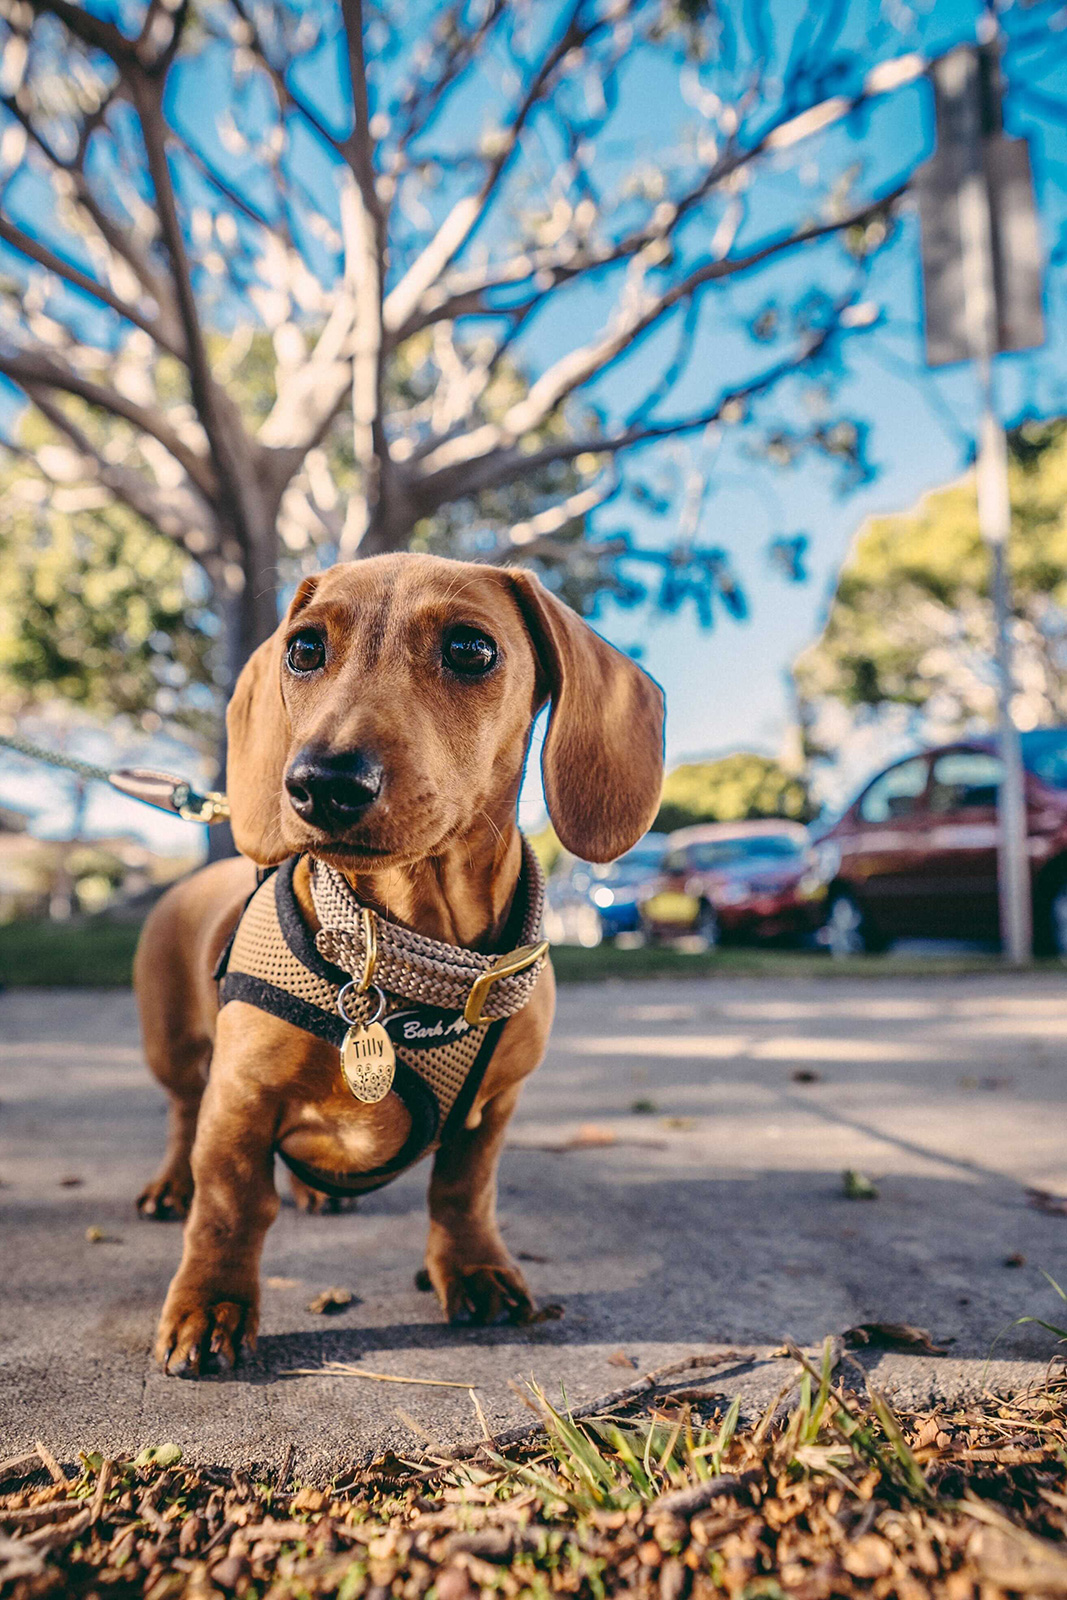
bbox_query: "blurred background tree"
[654,753,812,831]
[0,0,965,775]
[795,418,1067,784]
[0,413,217,739]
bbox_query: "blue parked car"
[545,833,668,945]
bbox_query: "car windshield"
[589,846,665,886]
[1022,730,1067,789]
[687,836,802,870]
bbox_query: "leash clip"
[463,939,549,1028]
[108,767,230,824]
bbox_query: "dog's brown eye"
[443,624,497,677]
[286,629,326,675]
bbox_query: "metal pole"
[950,33,1032,965]
[976,363,1031,963]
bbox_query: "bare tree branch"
[383,0,628,338]
[414,299,855,512]
[0,212,183,357]
[393,0,509,152]
[414,182,905,490]
[0,347,217,496]
[228,0,349,157]
[0,92,184,347]
[391,48,924,344]
[24,384,217,556]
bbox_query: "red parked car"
[638,820,828,947]
[815,730,1067,956]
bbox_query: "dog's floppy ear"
[225,577,319,865]
[508,569,665,863]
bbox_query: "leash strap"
[310,836,549,1026]
[0,732,228,823]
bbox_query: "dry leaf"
[842,1535,894,1579]
[915,1416,942,1448]
[844,1322,947,1354]
[307,1287,354,1315]
[1026,1187,1067,1216]
[571,1124,617,1148]
[525,1301,565,1324]
[1003,1252,1027,1268]
[266,1276,302,1290]
[607,1349,637,1369]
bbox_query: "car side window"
[929,752,1003,813]
[664,850,688,874]
[858,757,929,823]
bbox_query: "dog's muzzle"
[285,746,384,832]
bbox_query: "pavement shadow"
[242,1159,1067,1381]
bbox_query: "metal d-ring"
[337,980,386,1028]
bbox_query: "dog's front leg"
[155,1010,282,1376]
[424,1080,537,1325]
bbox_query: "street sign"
[915,46,1045,368]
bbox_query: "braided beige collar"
[309,834,549,1027]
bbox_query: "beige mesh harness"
[217,841,546,1197]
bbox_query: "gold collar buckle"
[463,940,549,1028]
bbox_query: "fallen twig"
[286,1361,477,1389]
[32,1440,69,1487]
[0,1452,43,1488]
[88,1459,112,1525]
[650,1470,758,1516]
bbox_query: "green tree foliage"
[794,419,1067,753]
[0,416,216,738]
[654,754,812,832]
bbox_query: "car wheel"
[695,901,720,950]
[823,892,871,957]
[1035,868,1067,957]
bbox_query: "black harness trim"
[277,1060,440,1197]
[218,971,346,1048]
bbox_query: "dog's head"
[226,553,664,870]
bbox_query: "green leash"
[0,730,230,824]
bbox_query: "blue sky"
[2,0,1066,850]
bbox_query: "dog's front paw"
[154,1290,258,1377]
[430,1255,538,1326]
[287,1171,356,1214]
[137,1165,193,1221]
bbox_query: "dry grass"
[4,1343,1067,1599]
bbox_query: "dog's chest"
[277,1088,412,1177]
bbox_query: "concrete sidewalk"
[2,973,1067,1476]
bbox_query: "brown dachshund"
[133,553,664,1376]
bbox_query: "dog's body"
[135,554,663,1376]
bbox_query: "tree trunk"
[355,475,421,558]
[207,513,280,863]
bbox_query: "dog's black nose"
[285,747,384,830]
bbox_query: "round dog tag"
[341,1022,396,1103]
